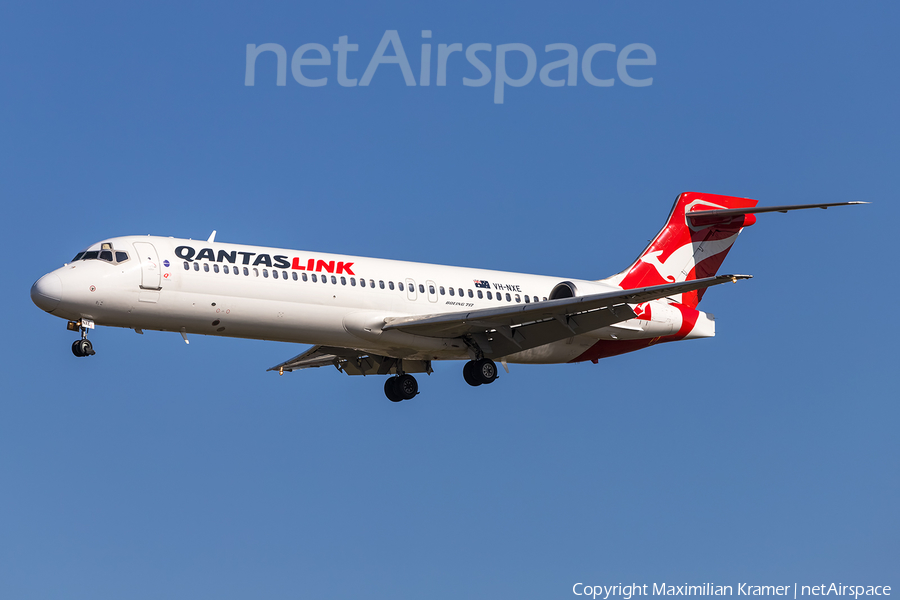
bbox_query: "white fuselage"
[32,235,713,364]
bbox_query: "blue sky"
[1,2,897,598]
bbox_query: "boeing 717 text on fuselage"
[30,192,863,401]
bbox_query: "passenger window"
[468,289,473,298]
[533,296,539,303]
[282,271,287,279]
[194,262,199,271]
[115,251,128,263]
[419,284,425,293]
[505,293,511,301]
[359,278,364,287]
[292,272,298,281]
[253,268,259,277]
[331,275,337,284]
[272,270,278,279]
[439,286,445,295]
[183,261,189,270]
[428,285,435,294]
[497,295,502,302]
[515,294,520,303]
[543,297,547,301]
[214,264,220,273]
[263,269,269,278]
[341,276,347,285]
[311,273,317,282]
[302,273,308,282]
[202,263,209,272]
[389,281,395,290]
[398,282,404,291]
[458,288,463,297]
[524,295,530,303]
[243,267,249,276]
[370,280,375,288]
[487,291,492,300]
[223,265,229,274]
[449,288,455,296]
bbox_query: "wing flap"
[469,304,637,357]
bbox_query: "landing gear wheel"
[71,339,94,357]
[384,377,403,402]
[395,374,418,400]
[474,358,497,384]
[463,361,482,387]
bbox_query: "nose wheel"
[70,320,96,357]
[72,338,95,357]
[463,359,498,386]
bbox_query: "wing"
[268,345,347,373]
[268,345,431,376]
[383,274,750,358]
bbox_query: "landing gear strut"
[384,373,418,402]
[70,321,95,357]
[463,358,498,386]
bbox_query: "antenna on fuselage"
[208,230,217,243]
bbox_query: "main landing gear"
[384,373,419,402]
[381,358,498,401]
[463,358,498,387]
[69,320,96,357]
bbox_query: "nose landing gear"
[69,320,96,357]
[72,338,95,357]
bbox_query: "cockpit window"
[72,247,130,264]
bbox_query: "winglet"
[208,230,217,243]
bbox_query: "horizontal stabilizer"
[687,201,867,227]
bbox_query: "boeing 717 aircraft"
[30,192,862,401]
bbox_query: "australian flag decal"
[474,280,490,289]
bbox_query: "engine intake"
[548,281,577,300]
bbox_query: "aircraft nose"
[31,273,62,312]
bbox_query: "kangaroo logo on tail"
[606,192,759,307]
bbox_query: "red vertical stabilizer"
[610,192,758,307]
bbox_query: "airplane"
[30,192,863,402]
